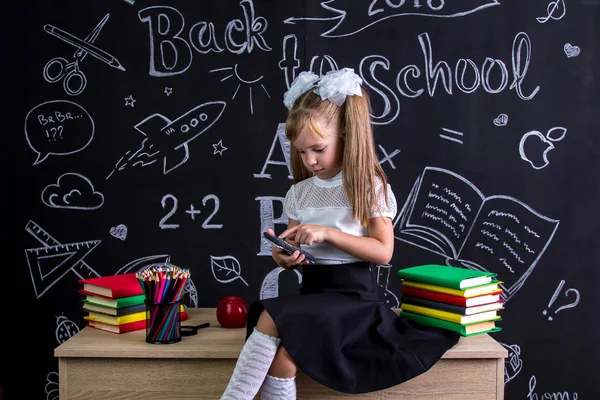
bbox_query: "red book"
[78,273,143,299]
[402,286,502,307]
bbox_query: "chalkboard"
[8,0,600,398]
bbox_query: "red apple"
[216,296,248,328]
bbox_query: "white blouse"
[283,171,397,264]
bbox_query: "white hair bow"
[283,71,320,110]
[313,68,363,106]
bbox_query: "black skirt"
[246,262,460,394]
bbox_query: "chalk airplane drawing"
[25,220,100,298]
[284,0,500,38]
[393,167,559,302]
[107,101,226,178]
[43,14,125,96]
[210,64,270,115]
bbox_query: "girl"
[221,68,459,400]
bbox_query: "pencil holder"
[145,300,182,344]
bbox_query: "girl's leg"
[260,346,297,400]
[220,311,280,400]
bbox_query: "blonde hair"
[285,87,389,227]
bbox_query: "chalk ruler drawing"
[393,167,560,302]
[260,267,303,300]
[42,172,104,210]
[25,220,100,298]
[43,14,125,96]
[210,64,271,114]
[284,0,500,38]
[107,101,226,178]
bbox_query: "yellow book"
[401,303,500,325]
[84,304,185,325]
[402,280,502,298]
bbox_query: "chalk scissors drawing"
[393,167,559,302]
[107,101,226,178]
[24,220,100,298]
[43,14,125,96]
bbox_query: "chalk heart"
[563,43,580,58]
[493,114,508,127]
[110,224,128,240]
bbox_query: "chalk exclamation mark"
[542,279,565,321]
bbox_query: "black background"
[6,0,599,398]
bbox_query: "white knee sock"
[221,328,281,400]
[260,374,296,400]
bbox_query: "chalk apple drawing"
[519,127,567,169]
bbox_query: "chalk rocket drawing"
[42,172,104,210]
[107,101,226,178]
[211,255,249,286]
[25,220,100,298]
[210,64,270,115]
[394,167,559,302]
[260,267,303,300]
[42,14,125,96]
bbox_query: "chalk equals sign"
[439,128,464,144]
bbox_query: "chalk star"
[185,204,201,220]
[213,140,228,155]
[164,87,173,96]
[124,95,136,107]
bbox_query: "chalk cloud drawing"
[42,172,104,210]
[56,313,80,343]
[25,100,94,165]
[213,139,227,155]
[107,101,226,178]
[519,126,567,170]
[499,342,523,384]
[493,114,508,126]
[563,43,581,58]
[284,0,500,38]
[377,144,400,170]
[536,0,566,24]
[124,95,136,107]
[164,87,173,96]
[393,167,559,302]
[45,372,59,400]
[542,279,580,321]
[210,64,270,115]
[42,14,125,96]
[211,255,249,286]
[375,264,399,308]
[260,267,303,300]
[25,220,100,298]
[110,224,128,240]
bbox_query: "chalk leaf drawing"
[25,220,100,298]
[110,224,128,240]
[42,172,104,210]
[56,313,79,344]
[563,43,581,58]
[45,372,59,400]
[260,267,302,300]
[394,167,559,302]
[211,255,249,286]
[519,127,567,169]
[493,114,508,126]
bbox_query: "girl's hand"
[266,227,308,269]
[279,224,329,246]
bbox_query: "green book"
[401,310,502,337]
[397,264,497,289]
[79,292,146,308]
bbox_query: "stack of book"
[397,264,503,336]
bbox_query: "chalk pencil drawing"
[107,101,226,178]
[25,220,100,298]
[42,172,104,210]
[42,14,125,96]
[284,0,500,38]
[542,279,581,321]
[393,167,560,302]
[213,139,228,155]
[211,255,249,286]
[536,0,566,23]
[25,100,94,165]
[375,264,399,308]
[210,64,270,115]
[45,372,59,400]
[494,114,508,126]
[109,224,128,240]
[124,95,136,107]
[377,144,400,170]
[519,127,567,170]
[499,342,523,384]
[260,267,303,300]
[55,313,80,344]
[563,43,581,58]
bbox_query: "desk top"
[55,308,508,360]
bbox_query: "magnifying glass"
[180,322,211,336]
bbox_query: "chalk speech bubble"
[25,100,94,165]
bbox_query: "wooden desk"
[55,308,507,399]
